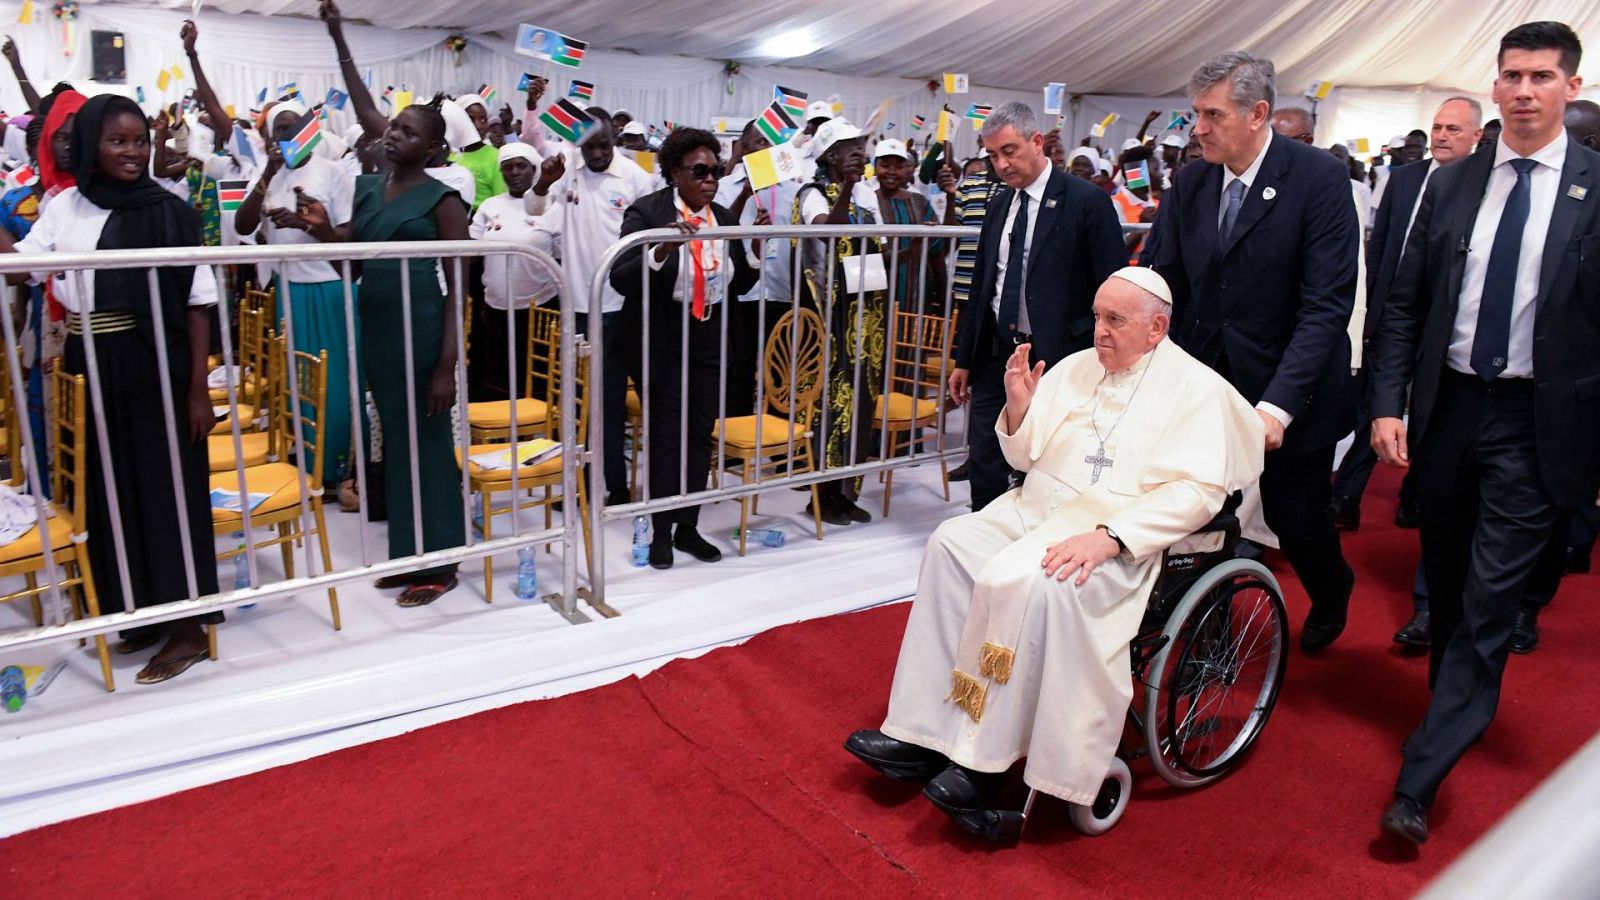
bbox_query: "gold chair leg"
[314,501,340,630]
[810,484,824,540]
[75,553,114,691]
[577,477,595,584]
[482,491,495,604]
[26,571,40,626]
[206,623,218,661]
[277,521,294,577]
[939,453,950,502]
[883,469,894,518]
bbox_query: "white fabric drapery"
[1,2,1596,162]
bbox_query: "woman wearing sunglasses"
[612,127,759,569]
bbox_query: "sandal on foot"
[374,573,418,590]
[135,649,210,685]
[114,633,163,656]
[397,576,459,608]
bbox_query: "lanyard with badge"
[675,198,723,319]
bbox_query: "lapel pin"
[1045,198,1057,209]
[1568,184,1587,201]
[1262,187,1277,201]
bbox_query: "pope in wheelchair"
[847,267,1287,839]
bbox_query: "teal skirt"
[276,277,364,483]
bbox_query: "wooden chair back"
[761,308,826,422]
[48,369,88,535]
[890,311,949,400]
[275,338,329,487]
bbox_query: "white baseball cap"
[812,118,864,158]
[805,100,834,123]
[620,121,646,137]
[873,138,911,161]
[1386,134,1407,149]
[1121,137,1143,151]
[1160,134,1186,149]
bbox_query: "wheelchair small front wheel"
[1068,756,1132,836]
[1143,558,1289,789]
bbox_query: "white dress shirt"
[534,151,658,314]
[991,162,1053,334]
[13,187,218,312]
[1447,131,1567,379]
[1218,132,1294,428]
[645,199,734,310]
[469,192,559,310]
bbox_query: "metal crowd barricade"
[0,238,588,661]
[584,223,976,610]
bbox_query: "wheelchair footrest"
[951,808,1028,842]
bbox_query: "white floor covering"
[0,458,964,838]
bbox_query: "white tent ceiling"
[104,0,1600,94]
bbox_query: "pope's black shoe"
[844,730,947,780]
[1380,794,1429,845]
[924,763,1004,816]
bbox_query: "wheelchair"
[953,494,1290,841]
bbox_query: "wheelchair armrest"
[1193,491,1244,535]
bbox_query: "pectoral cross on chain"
[1084,444,1114,484]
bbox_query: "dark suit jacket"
[1364,158,1432,340]
[953,167,1126,370]
[1367,140,1600,507]
[1147,133,1359,453]
[610,187,759,331]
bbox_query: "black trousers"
[1332,369,1417,509]
[965,344,1013,511]
[1260,441,1354,612]
[725,300,788,417]
[647,305,724,535]
[578,310,635,498]
[467,304,530,403]
[1396,373,1559,806]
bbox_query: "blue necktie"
[1471,158,1539,380]
[1219,178,1246,245]
[996,191,1030,337]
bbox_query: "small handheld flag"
[256,87,268,107]
[393,90,413,113]
[744,144,802,192]
[1168,110,1192,131]
[965,103,992,125]
[1124,160,1149,191]
[568,80,595,102]
[1090,112,1119,139]
[663,119,679,134]
[1304,81,1334,101]
[135,86,146,105]
[936,109,958,143]
[1043,83,1066,116]
[754,101,798,147]
[157,69,171,92]
[325,87,349,111]
[910,114,926,132]
[217,179,250,212]
[277,111,323,168]
[6,164,36,190]
[774,85,807,120]
[17,0,34,25]
[1345,137,1371,154]
[539,98,597,144]
[515,24,587,68]
[170,65,185,81]
[277,81,300,100]
[478,84,499,107]
[943,73,968,94]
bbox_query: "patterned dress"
[792,180,889,499]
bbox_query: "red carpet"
[5,468,1598,898]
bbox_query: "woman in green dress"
[302,97,469,607]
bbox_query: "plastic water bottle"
[630,515,650,567]
[1,665,25,713]
[735,527,786,548]
[515,547,539,600]
[232,533,255,609]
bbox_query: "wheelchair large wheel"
[1142,558,1288,789]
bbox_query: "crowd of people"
[0,4,1593,853]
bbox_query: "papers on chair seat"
[470,438,561,470]
[0,483,51,547]
[210,488,273,512]
[207,365,244,390]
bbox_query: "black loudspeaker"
[90,30,126,83]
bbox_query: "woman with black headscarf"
[0,94,222,685]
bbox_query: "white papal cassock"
[881,337,1264,804]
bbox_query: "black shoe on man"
[673,528,722,563]
[1394,501,1421,529]
[1302,566,1355,653]
[1393,610,1431,647]
[924,763,1005,816]
[1328,496,1361,531]
[1380,794,1429,845]
[1510,608,1540,654]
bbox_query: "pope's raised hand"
[1002,342,1044,409]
